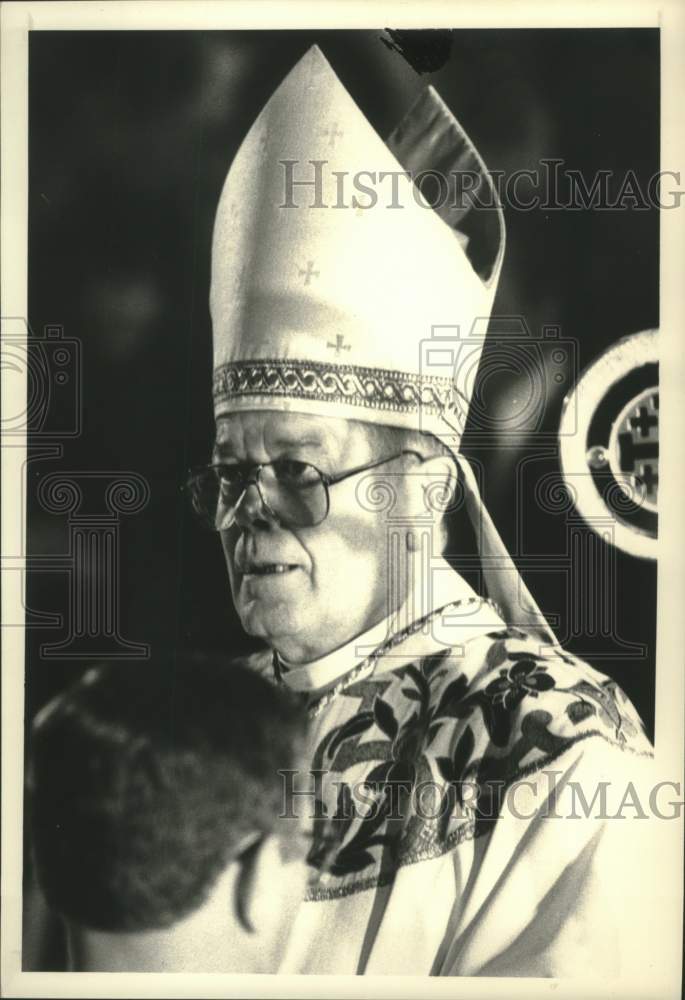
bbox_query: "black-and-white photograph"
[2,4,684,997]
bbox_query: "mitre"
[210,43,504,445]
[210,44,555,645]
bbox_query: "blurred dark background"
[26,28,658,736]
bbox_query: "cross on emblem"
[618,432,658,478]
[327,335,351,355]
[614,387,659,510]
[298,260,319,285]
[321,123,344,147]
[629,405,658,438]
[635,463,658,499]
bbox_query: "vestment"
[248,564,655,976]
[212,47,666,979]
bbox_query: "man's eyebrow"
[211,436,325,461]
[271,437,324,452]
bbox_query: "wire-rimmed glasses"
[186,450,423,531]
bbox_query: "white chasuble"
[207,47,666,980]
[248,572,660,978]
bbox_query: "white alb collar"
[276,558,503,695]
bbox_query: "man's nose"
[230,481,276,530]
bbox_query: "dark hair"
[28,654,307,932]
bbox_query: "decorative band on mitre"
[212,359,455,416]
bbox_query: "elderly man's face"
[215,410,420,663]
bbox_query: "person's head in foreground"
[28,656,309,972]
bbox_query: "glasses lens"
[187,466,243,530]
[260,461,328,527]
[188,461,329,530]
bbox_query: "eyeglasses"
[186,450,423,531]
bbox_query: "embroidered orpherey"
[213,359,454,415]
[298,622,651,900]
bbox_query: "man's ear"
[233,833,264,934]
[412,454,459,519]
[402,454,457,556]
[234,832,306,937]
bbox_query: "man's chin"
[237,597,303,646]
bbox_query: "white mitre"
[210,44,504,443]
[210,44,555,644]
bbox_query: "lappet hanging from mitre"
[189,45,657,977]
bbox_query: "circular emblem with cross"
[559,329,658,559]
[607,386,659,514]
